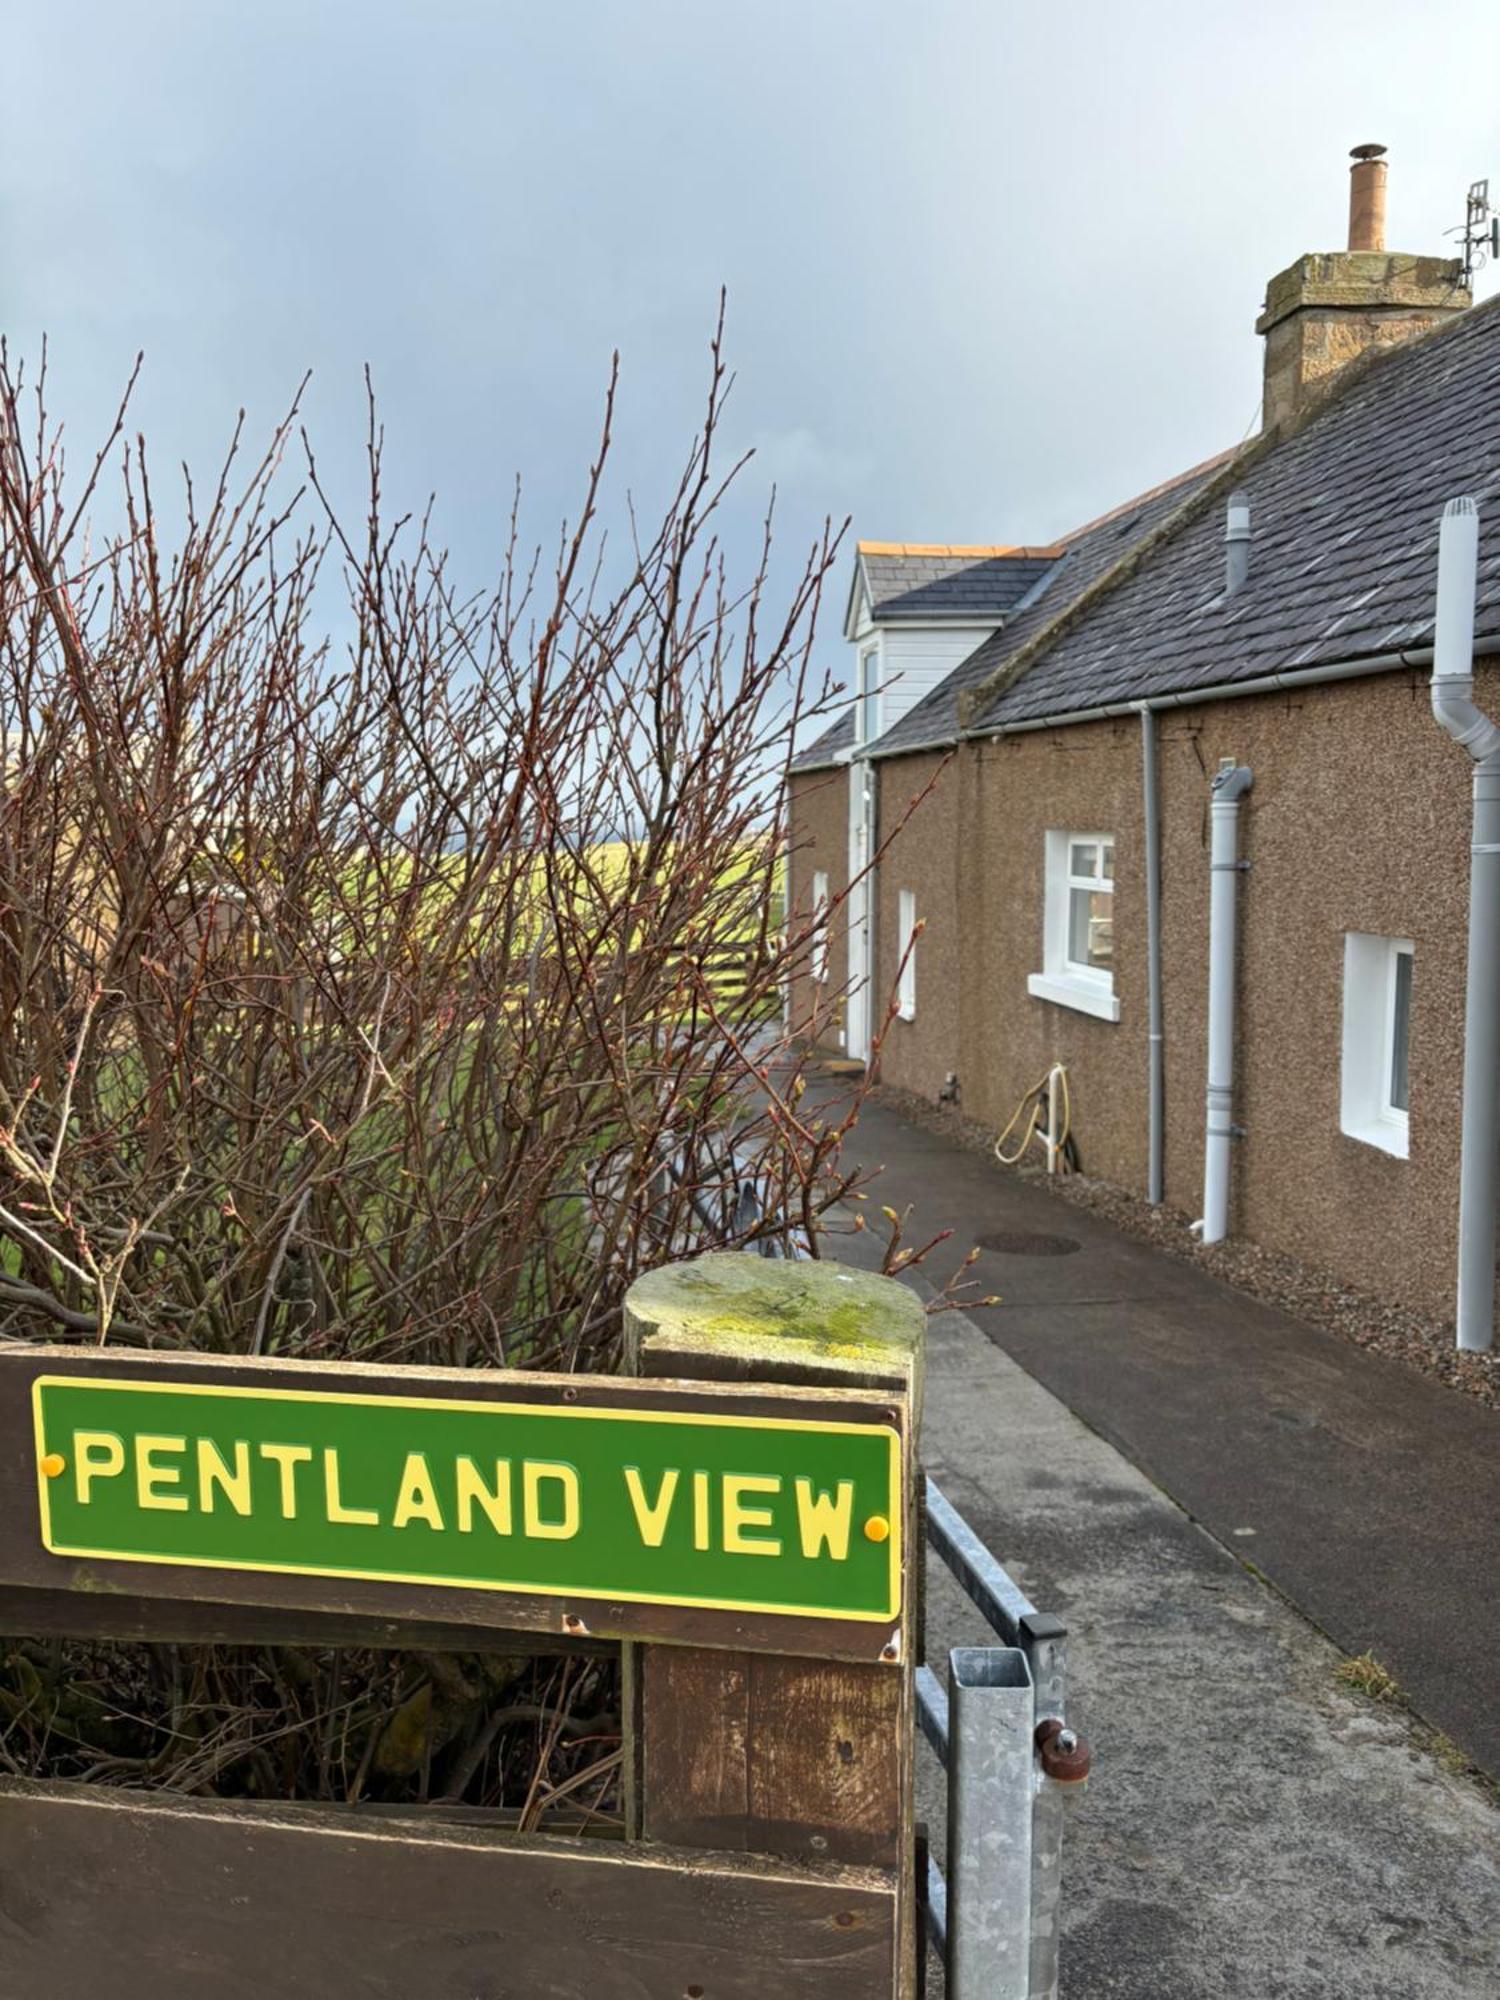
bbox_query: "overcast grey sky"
[5,1,1499,658]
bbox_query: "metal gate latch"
[1035,1718,1091,1786]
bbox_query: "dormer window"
[855,644,880,746]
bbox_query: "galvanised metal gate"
[917,1478,1090,2000]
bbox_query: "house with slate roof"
[788,146,1500,1333]
[831,541,1067,1060]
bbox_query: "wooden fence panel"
[0,1780,897,1999]
[640,1645,902,1866]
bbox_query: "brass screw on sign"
[863,1514,890,1544]
[40,1453,66,1479]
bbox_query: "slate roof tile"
[968,294,1500,733]
[859,547,1058,622]
[790,711,855,772]
[867,452,1233,758]
[796,293,1500,775]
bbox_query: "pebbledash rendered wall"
[873,726,1148,1181]
[841,664,1487,1327]
[787,765,851,1053]
[1154,667,1471,1323]
[871,751,962,1105]
[789,752,964,1092]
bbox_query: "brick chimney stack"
[1257,145,1469,432]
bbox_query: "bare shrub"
[0,320,959,1375]
[0,1637,622,1822]
[0,321,965,1801]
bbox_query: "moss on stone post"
[624,1249,925,1423]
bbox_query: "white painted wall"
[840,583,999,1065]
[875,622,995,734]
[845,576,995,748]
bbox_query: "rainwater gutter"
[969,638,1500,743]
[1431,497,1500,1355]
[867,638,1500,766]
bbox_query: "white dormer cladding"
[839,544,1034,1062]
[844,566,998,750]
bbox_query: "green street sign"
[32,1375,902,1624]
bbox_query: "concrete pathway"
[917,1305,1500,1998]
[830,1094,1500,1782]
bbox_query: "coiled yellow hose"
[993,1063,1073,1173]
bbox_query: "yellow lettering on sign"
[624,1466,679,1547]
[260,1443,314,1519]
[523,1461,579,1541]
[136,1435,189,1513]
[795,1478,855,1561]
[198,1438,252,1516]
[723,1474,781,1557]
[393,1452,445,1531]
[73,1430,125,1505]
[324,1449,379,1527]
[800,1472,856,1560]
[692,1469,711,1551]
[456,1456,513,1536]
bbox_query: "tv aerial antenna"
[1454,179,1500,280]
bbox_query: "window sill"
[1027,971,1120,1023]
[896,1004,916,1024]
[1340,1114,1409,1161]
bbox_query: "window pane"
[1389,950,1412,1112]
[1101,840,1115,881]
[1068,886,1089,962]
[898,890,916,1016]
[1069,842,1097,879]
[1069,887,1113,969]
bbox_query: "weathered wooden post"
[624,1251,926,2000]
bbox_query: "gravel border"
[872,1081,1500,1412]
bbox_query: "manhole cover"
[1267,1406,1319,1432]
[976,1229,1081,1257]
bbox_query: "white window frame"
[1340,934,1412,1158]
[811,869,830,983]
[1027,830,1120,1022]
[854,643,881,747]
[897,888,917,1021]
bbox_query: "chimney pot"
[1348,143,1388,251]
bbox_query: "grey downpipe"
[1138,703,1165,1204]
[1196,759,1253,1244]
[1432,496,1500,1353]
